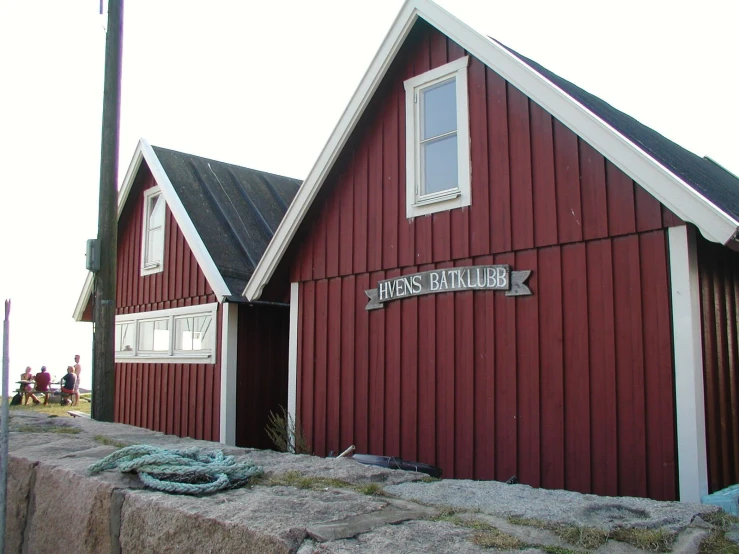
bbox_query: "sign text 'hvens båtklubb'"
[365,265,532,310]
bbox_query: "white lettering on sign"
[365,265,533,310]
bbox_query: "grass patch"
[540,547,580,554]
[610,527,674,552]
[15,424,80,435]
[698,511,739,554]
[254,470,390,496]
[555,526,609,549]
[471,528,523,549]
[8,399,91,418]
[93,435,130,449]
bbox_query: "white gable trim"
[72,139,231,321]
[243,0,739,300]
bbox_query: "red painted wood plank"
[639,230,677,500]
[494,252,517,481]
[537,246,565,489]
[367,122,384,273]
[468,58,490,257]
[180,364,189,437]
[300,220,314,282]
[212,358,221,441]
[167,211,176,301]
[507,86,534,251]
[579,141,609,240]
[454,259,474,479]
[435,262,455,477]
[417,261,437,467]
[300,281,316,452]
[382,83,399,271]
[448,53,469,261]
[384,269,402,457]
[487,69,512,253]
[432,212,451,262]
[354,274,370,452]
[189,248,198,299]
[176,230,185,300]
[326,278,342,455]
[204,363,213,441]
[634,184,663,232]
[114,364,121,422]
[561,242,591,493]
[195,364,204,440]
[400,266,419,462]
[172,365,181,436]
[340,277,356,448]
[514,248,540,487]
[150,364,165,431]
[585,239,618,496]
[188,364,197,438]
[312,206,328,280]
[605,161,636,237]
[530,103,558,247]
[473,255,495,479]
[325,189,340,279]
[413,32,433,266]
[368,270,386,454]
[353,150,369,275]
[397,56,415,269]
[313,279,328,453]
[661,205,682,228]
[339,165,355,277]
[612,234,647,498]
[553,121,583,244]
[135,364,144,429]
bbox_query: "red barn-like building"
[244,0,739,501]
[74,140,299,449]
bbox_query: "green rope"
[88,445,263,495]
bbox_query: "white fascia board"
[243,0,738,300]
[140,140,232,301]
[72,271,94,321]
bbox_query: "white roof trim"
[243,0,739,300]
[72,139,231,321]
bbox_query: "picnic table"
[16,381,59,404]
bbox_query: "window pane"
[115,322,134,352]
[149,194,165,229]
[421,79,456,140]
[138,319,169,351]
[175,314,212,351]
[147,228,163,264]
[422,134,458,194]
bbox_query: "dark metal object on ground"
[350,454,442,479]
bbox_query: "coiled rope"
[88,445,263,495]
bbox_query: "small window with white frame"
[404,56,471,218]
[141,186,166,276]
[115,303,217,364]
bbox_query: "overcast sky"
[0,0,737,389]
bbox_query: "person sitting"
[32,366,52,405]
[20,367,35,405]
[60,366,77,406]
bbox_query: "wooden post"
[92,0,124,422]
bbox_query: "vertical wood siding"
[234,304,289,449]
[290,20,682,500]
[114,166,220,441]
[698,236,739,493]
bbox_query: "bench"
[68,411,90,419]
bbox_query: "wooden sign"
[365,265,532,310]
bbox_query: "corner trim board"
[668,225,709,502]
[219,302,238,446]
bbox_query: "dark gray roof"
[501,43,739,222]
[152,146,300,296]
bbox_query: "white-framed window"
[404,56,471,218]
[115,303,217,364]
[141,186,166,276]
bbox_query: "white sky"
[0,0,737,389]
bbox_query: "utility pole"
[92,0,124,422]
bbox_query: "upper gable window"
[404,56,470,218]
[141,186,166,276]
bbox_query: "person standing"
[72,354,82,406]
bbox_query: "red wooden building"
[244,0,739,501]
[74,140,299,449]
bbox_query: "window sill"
[115,353,214,365]
[413,188,461,207]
